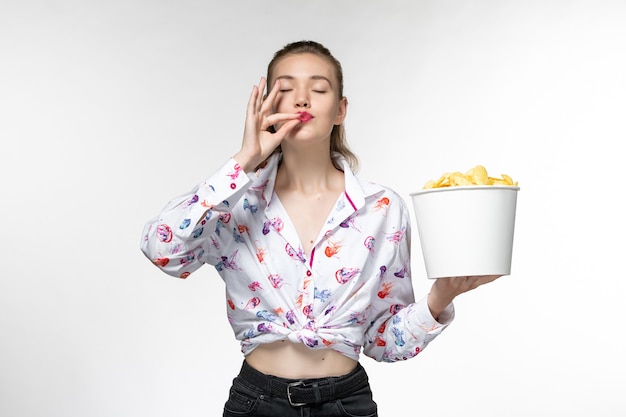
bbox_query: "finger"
[478,274,502,285]
[468,274,502,289]
[270,118,301,139]
[247,84,260,116]
[261,79,281,114]
[261,113,301,133]
[264,112,300,128]
[256,77,267,111]
[475,274,501,283]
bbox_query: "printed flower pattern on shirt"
[141,153,454,362]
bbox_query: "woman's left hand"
[427,275,503,320]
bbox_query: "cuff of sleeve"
[435,302,455,326]
[177,159,251,239]
[408,296,455,336]
[201,158,251,196]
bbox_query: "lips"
[297,111,314,122]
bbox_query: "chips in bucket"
[422,165,518,189]
[412,165,520,278]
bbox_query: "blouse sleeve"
[140,159,251,279]
[362,198,455,362]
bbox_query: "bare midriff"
[245,340,358,379]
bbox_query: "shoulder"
[357,176,410,220]
[339,156,410,220]
[357,174,406,203]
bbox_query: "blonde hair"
[266,40,359,171]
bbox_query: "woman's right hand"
[233,77,301,172]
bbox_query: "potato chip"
[449,172,472,186]
[423,165,518,189]
[467,165,488,185]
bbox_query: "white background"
[2,1,625,416]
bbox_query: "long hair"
[266,40,359,171]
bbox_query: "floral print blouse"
[140,153,454,362]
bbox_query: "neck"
[276,145,342,194]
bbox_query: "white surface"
[411,186,519,278]
[1,1,625,416]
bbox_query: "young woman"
[140,40,500,417]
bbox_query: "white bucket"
[410,186,519,279]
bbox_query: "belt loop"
[328,377,336,399]
[311,382,321,404]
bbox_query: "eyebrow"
[276,75,333,86]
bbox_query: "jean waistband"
[238,360,369,407]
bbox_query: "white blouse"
[140,153,454,362]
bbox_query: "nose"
[295,91,310,108]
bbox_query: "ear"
[334,96,348,125]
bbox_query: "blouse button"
[306,271,312,277]
[230,183,236,189]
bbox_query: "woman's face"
[269,53,347,143]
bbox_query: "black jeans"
[223,361,378,417]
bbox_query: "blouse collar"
[251,152,385,211]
